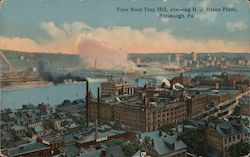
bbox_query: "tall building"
[101,77,135,97]
[89,82,188,132]
[191,52,197,61]
[187,94,207,116]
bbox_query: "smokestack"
[97,87,100,125]
[94,58,97,69]
[95,118,98,140]
[86,80,89,127]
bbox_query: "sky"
[0,0,249,54]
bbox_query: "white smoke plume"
[76,37,139,71]
[156,76,171,87]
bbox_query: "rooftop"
[77,129,126,144]
[216,120,248,137]
[79,145,125,157]
[137,131,187,156]
[206,89,240,96]
[38,134,64,144]
[8,142,49,156]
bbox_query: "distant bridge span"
[0,51,15,71]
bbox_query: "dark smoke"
[37,56,87,84]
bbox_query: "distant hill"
[0,50,84,72]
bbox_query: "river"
[0,70,247,109]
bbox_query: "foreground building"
[134,131,187,157]
[205,119,249,157]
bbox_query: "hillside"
[0,50,84,72]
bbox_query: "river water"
[0,70,244,109]
[1,82,100,109]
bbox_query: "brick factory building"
[89,81,188,132]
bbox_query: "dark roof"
[39,134,64,143]
[137,131,187,156]
[8,142,49,156]
[216,120,248,137]
[64,145,79,157]
[80,145,125,157]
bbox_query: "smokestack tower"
[94,58,97,69]
[86,80,89,127]
[95,118,98,140]
[97,87,100,125]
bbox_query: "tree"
[178,129,205,156]
[105,138,124,147]
[159,123,175,133]
[121,142,140,157]
[104,138,139,157]
[229,141,250,157]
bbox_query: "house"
[11,126,27,137]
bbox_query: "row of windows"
[149,109,186,117]
[224,133,248,144]
[147,118,187,130]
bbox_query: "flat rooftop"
[8,142,49,156]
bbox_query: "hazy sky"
[0,0,249,53]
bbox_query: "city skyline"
[0,0,249,54]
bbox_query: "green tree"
[104,138,139,157]
[178,129,205,156]
[159,123,175,133]
[229,141,250,157]
[105,138,124,146]
[121,142,140,157]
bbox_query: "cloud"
[41,21,67,40]
[227,21,248,32]
[196,0,217,24]
[0,36,40,52]
[160,17,169,23]
[0,21,249,54]
[227,0,240,7]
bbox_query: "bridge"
[0,50,15,72]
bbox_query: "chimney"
[159,131,162,136]
[86,80,89,127]
[94,58,97,69]
[95,118,98,140]
[101,148,107,157]
[172,143,175,150]
[97,87,100,125]
[151,139,155,147]
[170,79,174,90]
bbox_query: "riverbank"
[1,81,50,91]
